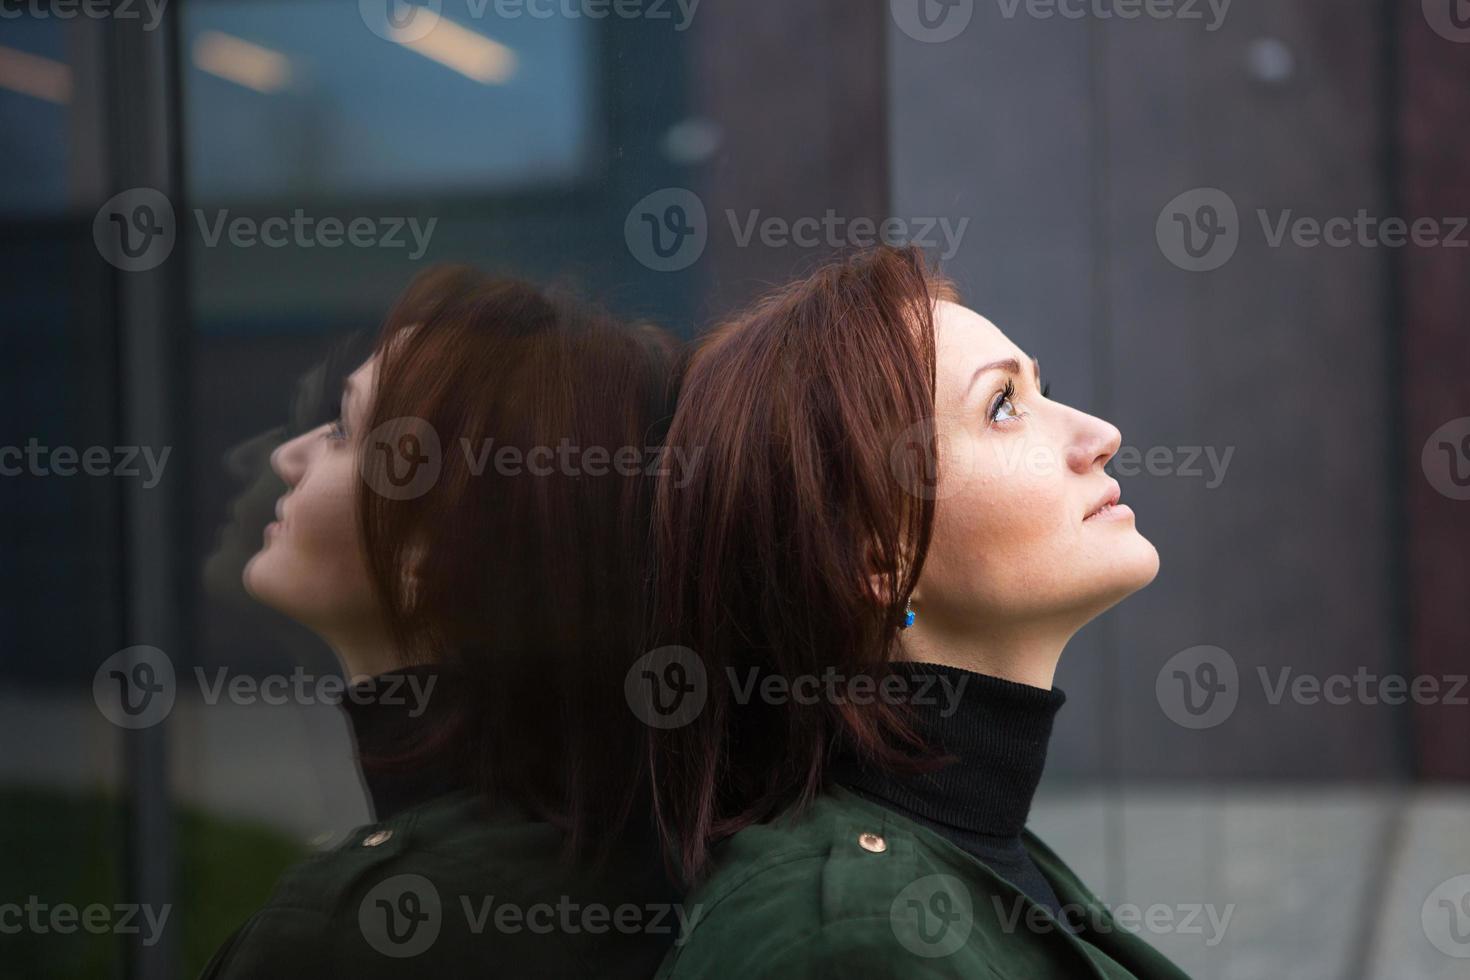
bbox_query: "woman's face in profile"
[243,355,382,641]
[916,300,1160,632]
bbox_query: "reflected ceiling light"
[192,30,292,94]
[0,45,72,105]
[390,14,517,85]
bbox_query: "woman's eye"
[989,379,1022,424]
[326,417,349,441]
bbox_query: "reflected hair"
[358,265,679,861]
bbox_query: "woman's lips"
[1082,479,1123,520]
[1083,502,1133,522]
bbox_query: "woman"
[649,246,1189,977]
[202,266,685,978]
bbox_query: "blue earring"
[901,601,916,630]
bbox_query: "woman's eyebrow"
[964,356,1042,404]
[964,358,1023,399]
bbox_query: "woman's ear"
[863,542,922,610]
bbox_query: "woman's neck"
[896,614,1080,690]
[323,624,407,682]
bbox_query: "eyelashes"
[987,377,1052,425]
[989,380,1018,423]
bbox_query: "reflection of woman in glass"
[203,267,683,978]
[650,247,1187,977]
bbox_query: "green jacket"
[657,785,1192,979]
[200,790,680,979]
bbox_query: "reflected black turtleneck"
[338,664,465,821]
[828,662,1069,919]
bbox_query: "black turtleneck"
[829,662,1069,919]
[339,664,466,821]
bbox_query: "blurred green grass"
[4,786,305,978]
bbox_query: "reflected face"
[913,301,1159,632]
[242,356,382,639]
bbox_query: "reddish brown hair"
[358,266,679,860]
[650,245,956,879]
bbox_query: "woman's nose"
[1067,411,1123,474]
[269,429,315,486]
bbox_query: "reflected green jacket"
[657,785,1192,979]
[199,790,679,980]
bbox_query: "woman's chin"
[1079,537,1162,616]
[241,548,283,609]
[1113,539,1162,605]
